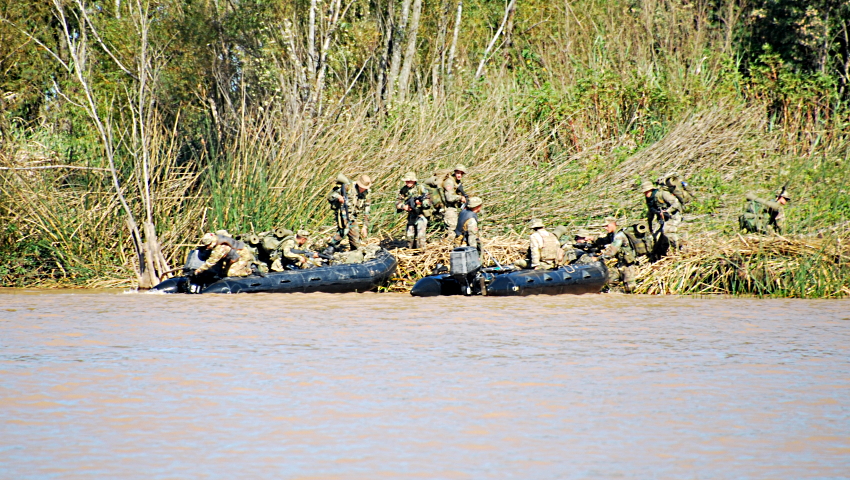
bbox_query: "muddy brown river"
[1,290,848,479]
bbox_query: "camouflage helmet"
[640,180,655,192]
[466,196,483,208]
[402,171,418,183]
[296,229,310,238]
[454,164,467,174]
[552,225,568,238]
[356,174,373,189]
[529,218,545,229]
[604,216,618,225]
[200,232,217,246]
[575,228,592,239]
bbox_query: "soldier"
[600,218,637,293]
[396,172,431,249]
[642,180,683,250]
[455,196,483,254]
[327,174,372,251]
[563,228,602,265]
[739,187,790,235]
[271,230,319,271]
[442,164,469,233]
[528,218,563,269]
[194,232,254,277]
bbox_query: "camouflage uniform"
[196,233,254,277]
[442,165,468,233]
[562,229,601,265]
[455,197,482,254]
[328,175,371,250]
[740,191,788,235]
[396,175,431,249]
[529,220,562,269]
[644,181,683,249]
[602,230,637,293]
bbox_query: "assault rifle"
[336,173,354,238]
[405,194,427,214]
[573,242,602,255]
[291,249,334,261]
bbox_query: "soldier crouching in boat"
[194,232,254,277]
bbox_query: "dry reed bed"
[634,234,850,297]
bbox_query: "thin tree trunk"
[474,0,516,81]
[385,0,412,104]
[431,0,450,96]
[307,0,317,79]
[446,0,462,80]
[397,0,422,101]
[376,0,395,111]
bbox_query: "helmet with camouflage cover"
[575,228,592,239]
[552,225,568,238]
[356,174,373,189]
[454,164,467,174]
[529,218,545,229]
[296,229,310,238]
[640,180,655,192]
[402,172,417,183]
[466,196,483,208]
[604,216,618,225]
[200,232,217,246]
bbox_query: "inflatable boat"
[152,248,397,294]
[410,247,607,297]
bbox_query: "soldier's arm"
[396,188,407,211]
[602,234,624,257]
[421,187,432,209]
[663,191,682,214]
[197,245,229,273]
[282,241,306,263]
[442,178,460,203]
[362,196,371,226]
[456,182,468,199]
[529,235,541,267]
[327,186,344,204]
[466,218,479,249]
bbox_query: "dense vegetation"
[1,0,848,291]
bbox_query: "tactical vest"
[614,230,637,264]
[215,235,246,261]
[534,230,561,263]
[645,189,666,213]
[455,209,478,237]
[621,225,653,257]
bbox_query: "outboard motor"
[450,246,481,295]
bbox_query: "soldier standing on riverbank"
[442,164,468,234]
[194,232,254,277]
[455,196,483,254]
[642,180,683,251]
[601,218,637,293]
[396,172,431,249]
[327,174,372,251]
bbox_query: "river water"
[1,290,848,479]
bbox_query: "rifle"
[292,249,334,261]
[405,194,427,215]
[336,174,355,238]
[573,242,602,255]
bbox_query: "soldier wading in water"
[396,172,431,249]
[327,173,372,251]
[194,232,255,277]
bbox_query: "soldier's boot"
[328,234,346,252]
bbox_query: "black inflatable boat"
[410,247,607,297]
[152,248,397,294]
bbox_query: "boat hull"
[410,262,608,297]
[152,249,397,294]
